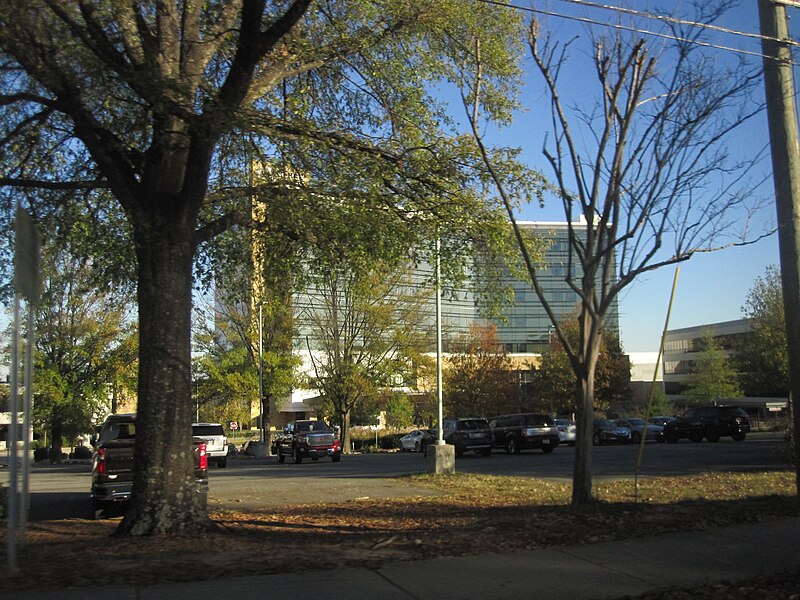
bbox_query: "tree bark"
[49,407,63,464]
[572,321,601,507]
[117,213,210,535]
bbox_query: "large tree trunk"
[48,406,63,464]
[117,215,210,535]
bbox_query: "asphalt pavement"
[6,516,800,599]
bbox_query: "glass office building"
[488,221,619,353]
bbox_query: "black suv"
[488,413,560,454]
[663,406,750,443]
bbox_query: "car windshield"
[720,407,748,417]
[555,419,573,426]
[295,421,332,433]
[627,419,645,426]
[596,420,617,428]
[100,421,136,443]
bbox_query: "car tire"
[332,454,341,462]
[479,448,492,457]
[505,436,520,455]
[705,428,720,443]
[542,444,554,454]
[414,441,420,452]
[293,447,302,464]
[732,432,746,441]
[277,448,285,463]
[592,433,601,446]
[311,456,319,461]
[688,430,704,443]
[92,499,105,520]
[422,442,428,457]
[217,457,227,468]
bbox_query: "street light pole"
[258,302,264,444]
[435,236,444,446]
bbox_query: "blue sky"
[468,0,786,352]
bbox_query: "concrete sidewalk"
[6,517,800,600]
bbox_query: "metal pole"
[258,302,265,444]
[635,269,680,501]
[20,300,35,537]
[758,0,800,491]
[7,293,20,574]
[436,236,444,445]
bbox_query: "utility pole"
[758,0,800,491]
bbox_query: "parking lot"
[2,431,788,520]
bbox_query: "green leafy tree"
[533,320,630,416]
[732,266,789,398]
[685,330,741,405]
[444,323,520,418]
[305,257,431,452]
[0,1,527,534]
[384,392,415,429]
[463,4,764,505]
[34,244,135,461]
[647,384,672,418]
[192,304,259,432]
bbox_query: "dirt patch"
[2,490,799,593]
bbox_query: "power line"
[551,0,795,46]
[476,0,800,60]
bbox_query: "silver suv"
[192,423,228,468]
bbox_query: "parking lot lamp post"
[258,302,265,444]
[430,236,455,473]
[436,236,444,446]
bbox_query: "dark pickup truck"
[90,413,209,518]
[276,419,342,463]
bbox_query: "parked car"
[276,419,342,463]
[399,429,434,452]
[422,418,493,457]
[649,416,676,428]
[488,413,560,454]
[192,422,228,468]
[663,406,750,443]
[592,419,631,445]
[91,414,208,519]
[615,418,664,443]
[555,419,576,446]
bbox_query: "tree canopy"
[0,1,530,534]
[685,330,741,405]
[733,265,789,398]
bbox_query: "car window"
[100,421,136,443]
[528,414,553,426]
[459,419,489,430]
[628,419,645,426]
[192,425,224,437]
[595,420,616,428]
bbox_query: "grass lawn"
[1,471,798,592]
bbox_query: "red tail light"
[96,447,107,475]
[198,441,208,470]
